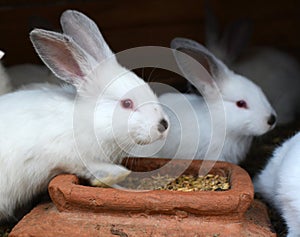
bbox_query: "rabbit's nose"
[267,114,277,126]
[158,118,168,133]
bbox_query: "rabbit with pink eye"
[153,38,276,164]
[0,51,12,95]
[203,3,300,125]
[254,132,300,237]
[0,10,169,223]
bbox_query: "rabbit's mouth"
[132,136,153,145]
[130,134,159,146]
[135,139,150,145]
[130,124,168,146]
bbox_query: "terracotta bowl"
[49,158,254,217]
[10,158,276,237]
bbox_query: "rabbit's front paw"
[89,163,131,187]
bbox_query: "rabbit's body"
[0,87,78,220]
[254,132,300,237]
[0,10,168,223]
[152,38,276,164]
[0,85,125,220]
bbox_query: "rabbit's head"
[171,38,276,137]
[30,10,169,150]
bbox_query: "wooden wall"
[0,0,300,86]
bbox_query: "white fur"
[149,38,275,164]
[0,10,168,223]
[0,51,12,95]
[254,132,300,237]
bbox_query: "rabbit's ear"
[204,0,220,51]
[220,19,253,63]
[60,10,113,63]
[30,29,95,86]
[171,38,227,97]
[0,51,4,59]
[204,0,253,64]
[171,38,226,80]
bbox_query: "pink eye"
[121,99,134,109]
[236,100,248,109]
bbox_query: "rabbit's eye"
[236,100,248,109]
[121,99,134,109]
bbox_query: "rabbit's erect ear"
[221,19,253,63]
[60,10,114,63]
[171,38,222,96]
[204,0,220,51]
[171,38,228,97]
[171,38,227,78]
[30,29,95,86]
[204,0,253,64]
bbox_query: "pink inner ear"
[180,48,212,77]
[38,37,85,79]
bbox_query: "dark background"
[0,0,299,67]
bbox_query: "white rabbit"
[254,132,300,237]
[0,51,12,95]
[204,3,300,125]
[151,38,276,164]
[0,10,169,223]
